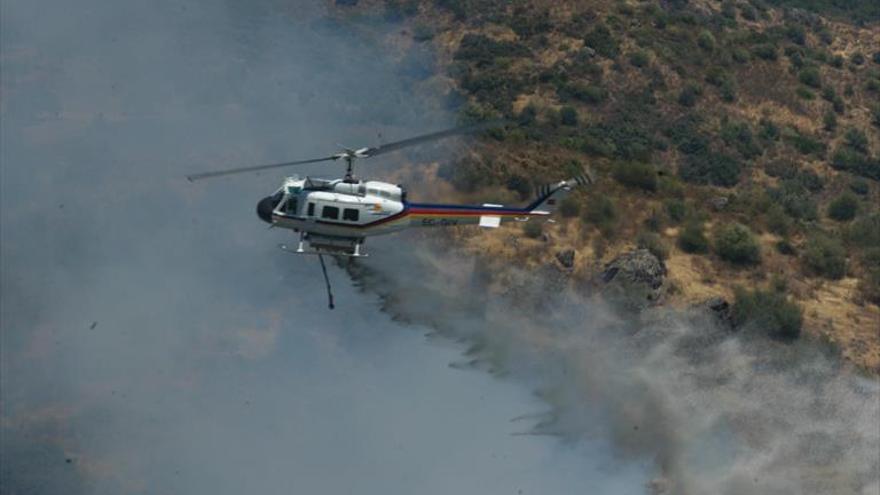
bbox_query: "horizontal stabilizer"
[479,215,501,228]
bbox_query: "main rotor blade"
[186,156,337,181]
[361,119,507,158]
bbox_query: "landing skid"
[278,243,368,258]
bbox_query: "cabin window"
[285,197,298,215]
[307,203,315,216]
[343,208,359,221]
[321,206,339,220]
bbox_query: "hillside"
[333,0,880,372]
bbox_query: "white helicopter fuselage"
[257,174,589,256]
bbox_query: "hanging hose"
[318,254,335,310]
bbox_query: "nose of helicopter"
[256,196,277,223]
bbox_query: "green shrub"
[799,67,822,88]
[558,197,580,218]
[454,34,530,65]
[678,221,709,253]
[563,83,608,104]
[776,239,796,255]
[678,84,701,107]
[831,147,880,180]
[697,30,716,51]
[785,24,806,45]
[560,106,578,126]
[506,174,532,200]
[803,234,847,279]
[844,128,869,153]
[850,178,870,195]
[720,120,761,159]
[845,213,880,249]
[629,50,650,68]
[753,44,778,61]
[768,180,819,221]
[796,87,815,100]
[665,198,687,224]
[732,287,803,340]
[765,159,797,179]
[583,23,619,59]
[859,248,880,304]
[831,54,845,68]
[637,231,669,260]
[823,109,837,131]
[827,193,859,221]
[714,222,761,265]
[613,161,657,191]
[758,118,780,141]
[766,204,793,236]
[851,52,865,66]
[523,220,543,238]
[785,130,826,156]
[582,195,617,234]
[679,152,742,187]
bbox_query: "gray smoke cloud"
[350,242,880,495]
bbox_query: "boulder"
[600,249,667,310]
[556,249,576,269]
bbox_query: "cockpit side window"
[307,203,315,216]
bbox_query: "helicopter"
[187,121,593,307]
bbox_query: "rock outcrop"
[599,249,667,311]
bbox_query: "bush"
[785,130,826,156]
[558,197,580,218]
[560,106,578,126]
[831,147,880,180]
[613,161,657,191]
[766,204,793,236]
[629,50,650,68]
[523,220,543,238]
[665,198,687,223]
[732,287,803,340]
[582,195,617,234]
[564,83,608,104]
[714,222,761,265]
[827,193,859,221]
[859,248,880,304]
[845,213,880,249]
[798,67,822,88]
[753,44,778,61]
[505,174,532,200]
[583,23,619,59]
[850,178,870,195]
[697,30,716,51]
[454,34,530,65]
[823,109,837,131]
[679,152,742,187]
[851,52,865,65]
[678,84,701,107]
[803,234,846,279]
[637,231,669,260]
[678,221,709,253]
[844,128,869,153]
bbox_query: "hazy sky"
[0,1,649,493]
